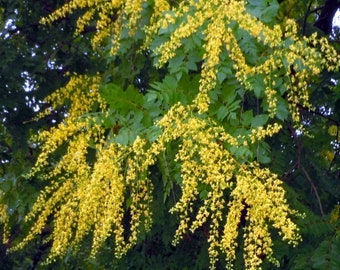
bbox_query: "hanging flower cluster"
[4,0,340,269]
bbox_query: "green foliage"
[246,0,280,25]
[1,0,340,269]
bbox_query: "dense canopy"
[1,0,340,269]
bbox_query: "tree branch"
[297,103,340,126]
[298,162,325,217]
[286,121,325,217]
[303,1,314,35]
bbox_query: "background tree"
[1,0,340,269]
[0,0,101,268]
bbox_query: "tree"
[0,0,101,268]
[1,0,340,269]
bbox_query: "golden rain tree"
[1,0,340,269]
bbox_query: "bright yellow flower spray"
[3,0,340,269]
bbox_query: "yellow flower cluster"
[264,87,278,117]
[153,1,210,67]
[15,130,158,263]
[40,0,146,51]
[222,164,301,269]
[124,0,145,36]
[16,93,301,269]
[328,125,339,137]
[148,1,339,123]
[12,76,162,263]
[329,205,340,224]
[18,0,340,268]
[248,123,282,144]
[0,191,9,244]
[153,104,300,268]
[195,2,227,113]
[38,73,104,120]
[30,74,105,177]
[41,0,340,122]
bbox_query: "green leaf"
[246,0,279,24]
[311,237,340,270]
[217,65,233,83]
[100,83,144,113]
[228,100,241,113]
[276,97,289,121]
[262,2,279,24]
[163,75,178,90]
[145,91,158,103]
[241,110,253,126]
[217,106,229,121]
[231,145,254,161]
[221,86,237,104]
[198,182,212,200]
[145,125,162,142]
[251,114,269,128]
[256,141,271,164]
[168,54,185,74]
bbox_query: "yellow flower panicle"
[40,73,104,119]
[15,0,340,268]
[16,98,300,270]
[81,143,126,257]
[13,70,161,261]
[40,0,340,122]
[154,104,299,269]
[0,192,10,245]
[40,0,147,51]
[18,86,299,268]
[30,74,105,178]
[147,1,339,122]
[222,165,301,269]
[15,132,158,263]
[248,123,282,144]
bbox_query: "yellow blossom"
[15,0,340,269]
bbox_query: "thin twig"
[297,103,340,125]
[303,1,314,35]
[286,121,325,217]
[298,162,325,217]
